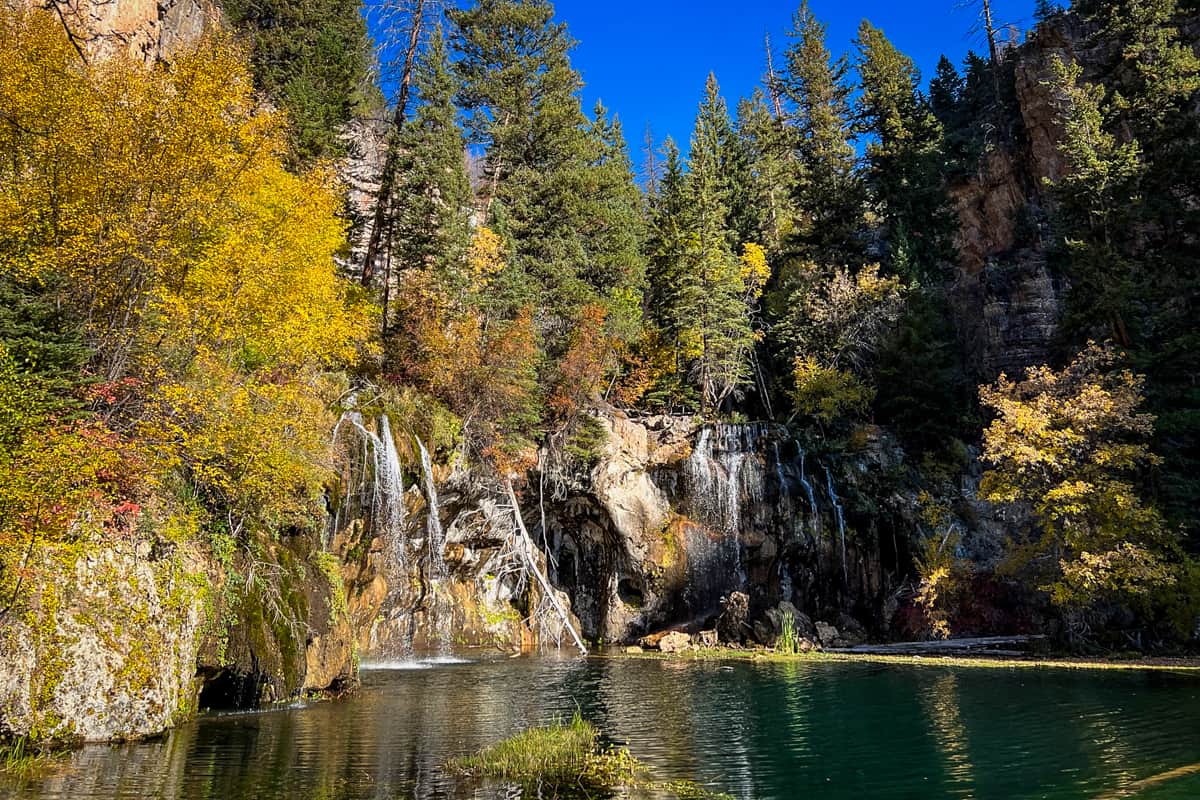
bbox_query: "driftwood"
[504,480,588,656]
[828,635,1045,656]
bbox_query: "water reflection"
[7,656,1200,800]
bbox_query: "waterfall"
[415,437,451,654]
[772,441,789,500]
[824,465,848,584]
[333,411,407,568]
[687,427,716,521]
[797,448,817,513]
[415,437,447,582]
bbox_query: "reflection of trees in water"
[14,661,1200,800]
[916,672,976,797]
[592,659,758,799]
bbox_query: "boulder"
[657,631,692,653]
[695,629,719,648]
[835,613,869,647]
[814,621,840,647]
[765,602,815,640]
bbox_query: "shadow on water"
[7,654,1200,800]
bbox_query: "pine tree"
[645,138,687,336]
[734,91,796,252]
[678,75,758,411]
[1042,0,1200,531]
[449,0,644,346]
[580,102,648,341]
[854,20,955,279]
[1033,0,1063,21]
[388,27,473,315]
[778,1,865,266]
[223,0,372,163]
[929,56,963,124]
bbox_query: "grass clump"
[451,711,645,789]
[450,712,732,798]
[1,737,61,779]
[776,612,802,655]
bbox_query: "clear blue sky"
[548,0,1035,161]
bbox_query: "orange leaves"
[390,271,542,472]
[548,304,612,419]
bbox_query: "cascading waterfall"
[824,465,848,585]
[683,423,778,596]
[415,437,450,654]
[332,411,408,569]
[772,441,789,500]
[415,437,446,581]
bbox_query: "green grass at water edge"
[1,737,62,780]
[604,647,1200,674]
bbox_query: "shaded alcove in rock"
[617,576,644,608]
[197,670,268,711]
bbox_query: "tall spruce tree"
[854,20,955,279]
[778,0,865,266]
[679,75,759,411]
[223,0,372,163]
[582,102,648,341]
[388,27,473,312]
[449,0,644,346]
[735,90,797,252]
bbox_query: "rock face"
[946,16,1110,380]
[1,526,356,744]
[536,409,917,645]
[0,541,209,743]
[21,0,220,64]
[330,427,574,659]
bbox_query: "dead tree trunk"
[361,0,428,288]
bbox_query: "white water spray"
[333,411,408,568]
[797,448,817,513]
[824,465,848,585]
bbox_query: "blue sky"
[548,0,1036,160]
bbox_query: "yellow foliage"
[466,227,507,291]
[138,350,341,529]
[791,357,874,423]
[738,243,770,300]
[0,7,371,377]
[979,342,1177,606]
[0,8,373,541]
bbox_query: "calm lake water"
[8,654,1200,800]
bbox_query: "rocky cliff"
[331,405,1027,659]
[0,524,354,743]
[26,0,219,63]
[946,15,1111,379]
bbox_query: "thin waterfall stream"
[824,465,848,585]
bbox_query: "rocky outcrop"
[947,15,1107,379]
[24,0,220,64]
[536,410,922,645]
[0,539,208,743]
[1,525,357,743]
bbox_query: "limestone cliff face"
[29,0,219,64]
[536,411,921,643]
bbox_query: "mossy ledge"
[606,646,1200,673]
[448,713,732,799]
